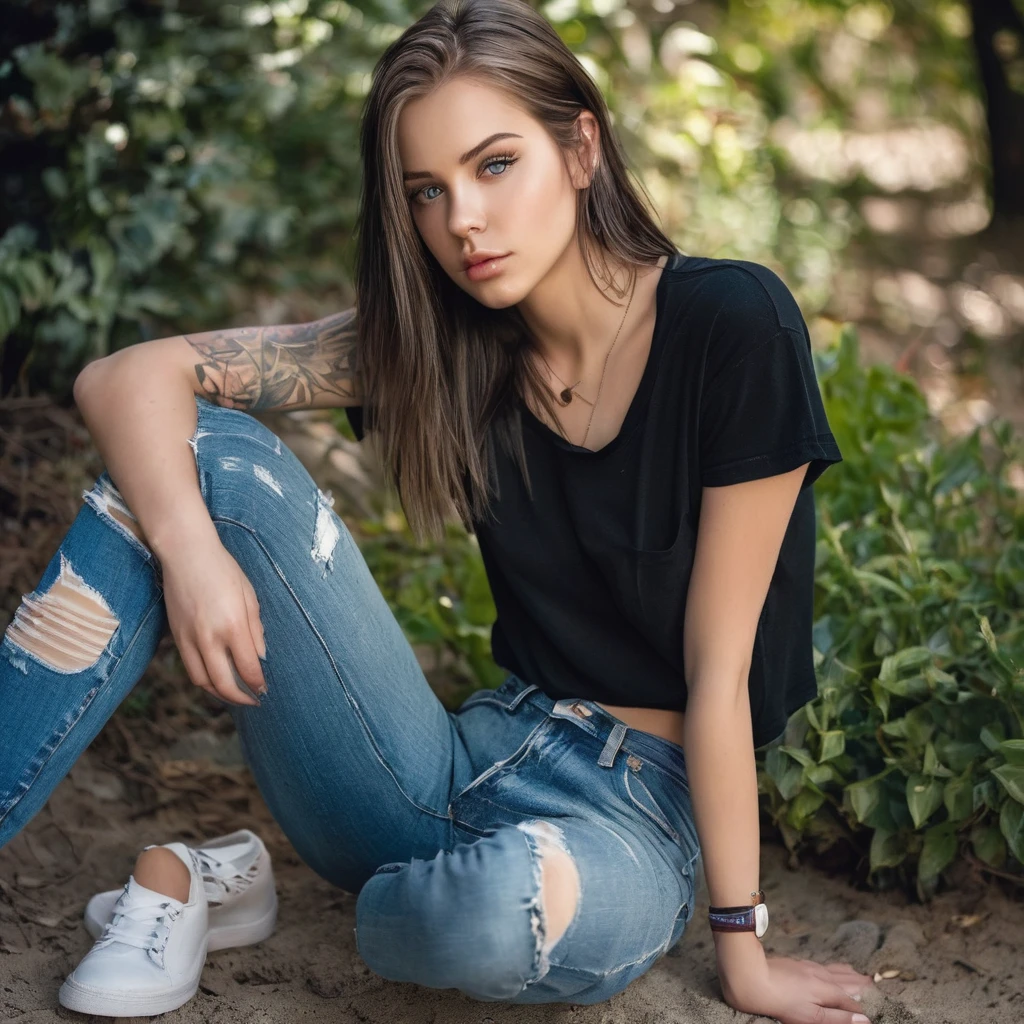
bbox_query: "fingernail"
[853,993,862,1001]
[853,1015,869,1023]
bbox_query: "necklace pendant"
[559,387,574,405]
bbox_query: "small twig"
[963,849,1024,887]
[952,957,988,976]
[128,791,195,822]
[0,427,59,461]
[0,395,60,410]
[109,715,147,765]
[107,764,212,800]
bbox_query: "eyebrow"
[402,132,523,182]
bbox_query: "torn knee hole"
[537,843,579,952]
[518,819,579,958]
[4,552,119,672]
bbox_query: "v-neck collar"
[520,249,682,457]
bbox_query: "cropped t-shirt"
[345,251,844,748]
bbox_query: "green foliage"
[348,512,507,702]
[759,323,1024,898]
[0,0,401,396]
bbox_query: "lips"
[463,251,508,270]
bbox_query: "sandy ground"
[1,736,1022,1024]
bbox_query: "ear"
[571,110,601,190]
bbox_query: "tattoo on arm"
[184,308,360,411]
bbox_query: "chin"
[476,289,525,310]
[456,275,527,310]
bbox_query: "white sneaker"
[59,842,209,1016]
[83,829,277,953]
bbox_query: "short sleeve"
[699,325,843,490]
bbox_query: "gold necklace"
[537,270,637,449]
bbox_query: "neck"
[517,248,640,374]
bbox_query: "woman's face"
[397,76,594,309]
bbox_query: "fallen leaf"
[950,913,982,928]
[25,914,61,928]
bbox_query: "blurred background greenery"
[3,0,1022,411]
[2,0,1023,896]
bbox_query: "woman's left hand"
[716,938,877,1024]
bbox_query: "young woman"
[0,0,875,1017]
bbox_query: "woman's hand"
[716,932,876,1024]
[159,531,268,707]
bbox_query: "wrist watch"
[708,889,769,938]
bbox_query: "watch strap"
[708,907,757,932]
[708,889,766,935]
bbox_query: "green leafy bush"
[0,0,395,397]
[759,324,1024,898]
[351,512,507,699]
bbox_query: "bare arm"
[684,468,802,937]
[72,309,361,560]
[682,467,806,955]
[681,466,871,1021]
[184,308,361,411]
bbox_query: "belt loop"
[506,683,539,712]
[598,722,628,767]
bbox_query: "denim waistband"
[498,674,690,787]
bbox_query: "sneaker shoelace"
[195,848,262,905]
[97,887,179,962]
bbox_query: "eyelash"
[407,150,519,205]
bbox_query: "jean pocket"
[449,718,556,834]
[455,718,553,800]
[619,754,700,857]
[621,761,683,846]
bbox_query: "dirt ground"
[2,743,1022,1023]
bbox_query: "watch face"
[754,902,769,938]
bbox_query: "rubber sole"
[57,945,207,1016]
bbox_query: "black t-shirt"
[345,250,843,748]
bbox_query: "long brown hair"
[355,0,676,542]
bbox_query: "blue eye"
[408,151,518,205]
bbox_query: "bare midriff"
[593,702,687,751]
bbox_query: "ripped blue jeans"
[0,394,702,1004]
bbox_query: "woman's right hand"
[159,537,268,706]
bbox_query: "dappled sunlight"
[773,120,974,194]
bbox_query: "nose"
[445,187,488,243]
